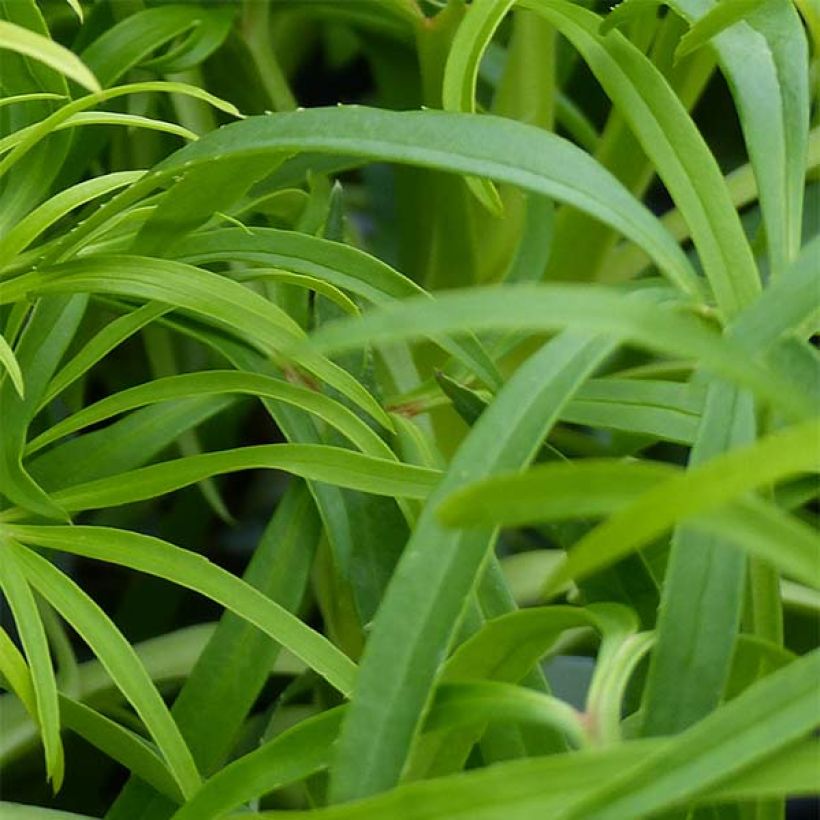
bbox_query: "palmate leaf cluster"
[0,0,817,817]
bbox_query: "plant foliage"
[0,0,817,817]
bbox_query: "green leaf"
[562,650,820,819]
[7,541,201,800]
[730,236,820,350]
[145,106,701,297]
[235,268,361,316]
[0,805,97,820]
[39,302,169,409]
[79,4,230,88]
[0,296,86,521]
[169,708,344,820]
[59,697,184,803]
[3,525,357,696]
[0,624,37,717]
[0,170,144,270]
[441,0,514,211]
[676,0,767,59]
[305,284,811,420]
[437,457,818,587]
[563,377,704,444]
[425,681,587,748]
[544,417,820,592]
[132,157,274,257]
[0,20,100,92]
[0,332,24,398]
[28,371,392,460]
[0,81,240,184]
[522,0,760,315]
[0,542,63,790]
[0,112,197,156]
[249,649,820,820]
[172,680,583,820]
[330,331,613,801]
[10,445,441,517]
[110,483,321,820]
[1,255,392,430]
[29,397,235,493]
[170,227,502,389]
[0,624,231,768]
[640,380,754,737]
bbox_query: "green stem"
[241,1,297,112]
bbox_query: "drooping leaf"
[0,20,100,92]
[3,525,357,697]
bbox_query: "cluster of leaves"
[0,0,818,817]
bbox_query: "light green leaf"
[59,697,183,803]
[0,112,196,157]
[170,227,502,389]
[246,688,819,818]
[305,284,811,419]
[676,0,767,58]
[0,805,97,820]
[0,20,100,92]
[437,457,818,587]
[544,417,820,592]
[79,4,226,87]
[39,302,169,409]
[428,680,586,746]
[0,624,37,717]
[8,540,201,799]
[3,525,358,697]
[0,545,63,789]
[442,0,514,211]
[0,333,24,398]
[235,268,360,315]
[0,170,144,270]
[641,380,754,737]
[0,81,240,183]
[330,331,613,801]
[521,0,759,315]
[170,708,344,820]
[28,371,392,460]
[144,106,701,297]
[135,482,321,820]
[1,255,392,430]
[562,650,820,819]
[18,445,440,515]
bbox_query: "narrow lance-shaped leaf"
[0,170,144,270]
[0,543,63,790]
[562,650,820,819]
[0,20,100,92]
[59,697,184,803]
[169,227,502,390]
[0,255,392,430]
[27,371,393,460]
[135,106,702,297]
[242,666,820,820]
[330,331,613,801]
[304,284,812,420]
[0,333,24,398]
[2,525,358,697]
[438,461,814,588]
[641,380,755,737]
[0,296,86,520]
[517,0,760,315]
[9,445,441,517]
[544,417,820,593]
[0,625,37,716]
[8,541,202,800]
